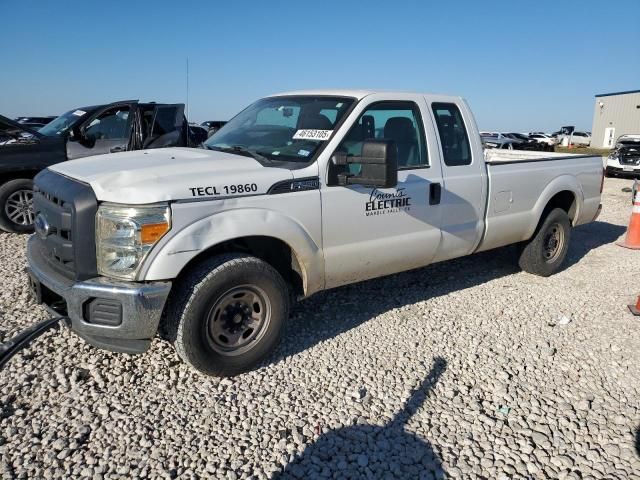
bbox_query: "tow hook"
[0,316,66,370]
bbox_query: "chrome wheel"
[542,222,565,262]
[205,285,271,356]
[4,189,34,226]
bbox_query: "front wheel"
[0,179,35,234]
[165,254,290,376]
[518,208,571,277]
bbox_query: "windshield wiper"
[206,145,269,162]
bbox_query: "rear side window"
[431,103,472,166]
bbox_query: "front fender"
[140,205,324,296]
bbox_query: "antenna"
[186,57,190,121]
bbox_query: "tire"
[518,208,571,277]
[164,253,290,376]
[0,179,35,234]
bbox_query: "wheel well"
[542,190,577,222]
[177,236,305,298]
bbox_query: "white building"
[591,89,640,149]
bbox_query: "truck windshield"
[39,109,90,136]
[204,96,355,162]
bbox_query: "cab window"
[431,103,472,166]
[337,101,428,169]
[85,107,130,140]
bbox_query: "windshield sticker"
[72,110,86,116]
[297,149,310,157]
[272,151,280,156]
[293,129,333,141]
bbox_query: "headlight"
[96,204,170,280]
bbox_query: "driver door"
[321,98,444,289]
[66,101,137,160]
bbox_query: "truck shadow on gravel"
[273,357,447,479]
[271,220,624,364]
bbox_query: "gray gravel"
[1,176,640,479]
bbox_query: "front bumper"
[606,161,640,178]
[26,236,171,354]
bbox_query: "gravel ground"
[1,176,639,479]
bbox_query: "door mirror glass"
[333,139,398,188]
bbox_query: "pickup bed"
[26,90,603,376]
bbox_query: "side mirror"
[333,139,398,188]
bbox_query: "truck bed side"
[476,152,603,252]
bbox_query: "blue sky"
[1,0,638,132]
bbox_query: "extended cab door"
[66,101,138,160]
[141,104,186,149]
[427,99,487,262]
[321,94,444,289]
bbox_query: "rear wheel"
[518,208,571,277]
[0,179,35,234]
[165,254,290,376]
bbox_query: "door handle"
[110,146,125,153]
[429,183,442,205]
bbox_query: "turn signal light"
[141,222,169,244]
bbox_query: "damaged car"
[606,134,640,178]
[0,101,197,233]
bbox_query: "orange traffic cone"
[629,295,640,316]
[618,184,640,249]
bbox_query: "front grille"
[33,169,98,281]
[619,151,640,165]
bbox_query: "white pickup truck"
[26,90,603,376]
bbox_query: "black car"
[502,133,554,152]
[189,124,209,144]
[14,116,56,130]
[0,100,195,233]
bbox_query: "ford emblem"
[34,214,50,239]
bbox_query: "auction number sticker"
[293,129,333,141]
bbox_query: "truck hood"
[48,147,294,204]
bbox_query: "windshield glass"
[205,96,355,162]
[39,109,90,136]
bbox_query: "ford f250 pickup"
[25,90,603,376]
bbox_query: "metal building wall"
[591,91,640,149]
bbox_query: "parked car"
[201,120,227,137]
[26,89,603,376]
[568,131,591,146]
[479,131,509,139]
[188,124,209,144]
[481,135,519,149]
[0,101,195,233]
[14,116,56,130]
[605,134,640,178]
[502,133,553,152]
[528,133,557,146]
[503,133,530,142]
